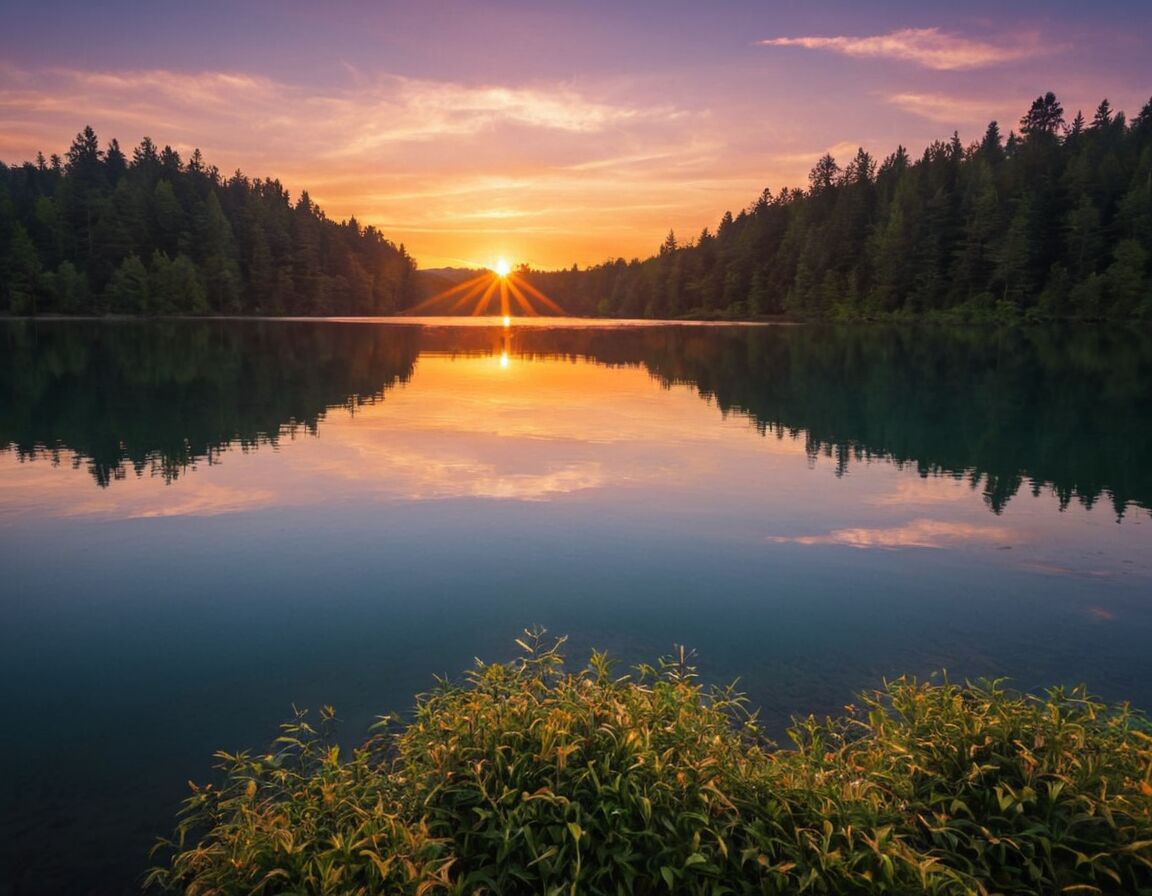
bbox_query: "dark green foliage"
[5,224,42,314]
[150,633,1152,894]
[149,251,209,314]
[832,678,1152,894]
[506,93,1152,321]
[106,253,150,313]
[0,129,415,315]
[0,320,419,486]
[1020,92,1065,139]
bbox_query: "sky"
[2,0,1150,270]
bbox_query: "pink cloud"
[0,64,718,268]
[760,28,1051,71]
[886,92,1021,125]
[767,518,1017,550]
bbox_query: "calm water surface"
[1,318,1150,893]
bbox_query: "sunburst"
[406,262,566,318]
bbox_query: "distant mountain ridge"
[410,266,486,309]
[419,266,484,282]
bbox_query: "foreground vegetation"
[150,631,1152,894]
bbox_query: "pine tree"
[1020,92,1065,139]
[1090,99,1113,130]
[6,224,43,314]
[105,253,149,313]
[808,154,841,194]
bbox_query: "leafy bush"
[150,631,1152,894]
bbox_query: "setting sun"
[405,259,565,318]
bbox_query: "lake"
[1,317,1150,893]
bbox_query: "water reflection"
[2,318,1151,894]
[768,519,1017,550]
[0,320,420,486]
[2,319,1150,516]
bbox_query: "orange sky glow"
[1,3,1150,270]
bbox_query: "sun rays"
[406,265,566,318]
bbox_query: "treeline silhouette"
[0,128,415,316]
[514,93,1152,321]
[0,321,419,485]
[4,320,1149,516]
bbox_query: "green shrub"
[146,704,454,894]
[860,678,1152,892]
[150,631,1152,895]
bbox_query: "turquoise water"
[1,319,1150,893]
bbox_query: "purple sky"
[2,0,1150,269]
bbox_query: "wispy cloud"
[760,28,1050,71]
[325,76,653,156]
[767,518,1016,550]
[886,92,1017,125]
[772,141,862,168]
[396,78,636,133]
[0,64,725,266]
[0,67,650,153]
[867,477,973,506]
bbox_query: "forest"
[519,92,1152,320]
[1,91,1150,319]
[0,128,415,315]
